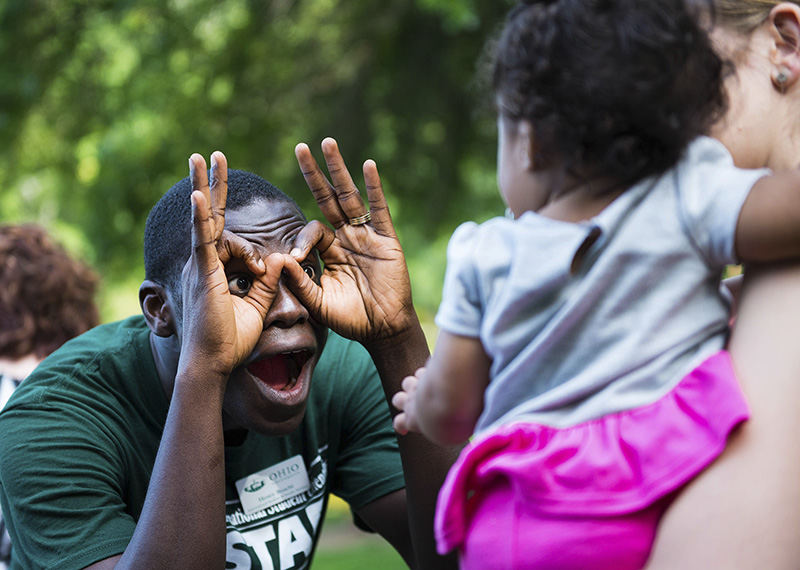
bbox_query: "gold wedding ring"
[348,212,372,226]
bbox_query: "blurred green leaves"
[0,0,511,320]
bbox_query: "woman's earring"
[773,66,791,93]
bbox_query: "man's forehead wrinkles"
[227,205,303,228]
[221,199,306,254]
[226,215,304,248]
[229,216,302,234]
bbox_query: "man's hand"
[284,138,417,344]
[178,151,285,381]
[286,140,460,569]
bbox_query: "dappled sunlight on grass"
[314,495,407,569]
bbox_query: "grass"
[312,539,406,569]
[312,496,408,569]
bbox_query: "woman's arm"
[646,263,800,569]
[736,171,800,262]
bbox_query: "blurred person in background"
[0,223,99,570]
[0,223,100,404]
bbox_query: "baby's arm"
[735,170,800,262]
[392,331,490,445]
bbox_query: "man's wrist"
[365,311,428,355]
[365,313,430,394]
[174,361,229,402]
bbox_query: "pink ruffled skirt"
[435,350,749,569]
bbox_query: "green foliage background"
[0,0,511,322]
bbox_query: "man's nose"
[265,281,309,328]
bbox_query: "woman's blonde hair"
[715,0,799,32]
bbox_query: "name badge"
[235,455,311,516]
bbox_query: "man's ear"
[769,3,800,91]
[139,280,176,337]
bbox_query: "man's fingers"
[190,151,227,241]
[295,142,347,228]
[281,255,323,318]
[320,137,369,222]
[190,152,211,201]
[289,220,335,262]
[190,153,216,245]
[209,151,228,238]
[218,230,266,274]
[246,253,288,315]
[363,159,395,236]
[295,139,376,229]
[190,190,219,273]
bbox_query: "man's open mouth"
[246,350,312,391]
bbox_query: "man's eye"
[228,275,252,296]
[303,265,316,280]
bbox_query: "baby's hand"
[391,367,425,435]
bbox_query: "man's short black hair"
[144,169,304,291]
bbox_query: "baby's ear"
[139,280,176,337]
[769,4,800,89]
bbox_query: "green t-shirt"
[0,316,404,570]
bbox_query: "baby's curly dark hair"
[0,224,100,359]
[493,0,726,194]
